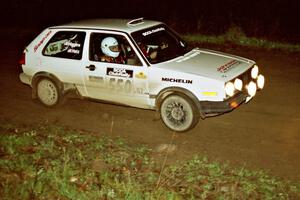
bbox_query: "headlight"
[251,65,259,79]
[257,74,265,89]
[225,82,235,97]
[234,78,243,91]
[247,81,257,96]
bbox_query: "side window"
[43,31,85,60]
[89,33,142,66]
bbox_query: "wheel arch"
[31,72,64,99]
[155,87,205,118]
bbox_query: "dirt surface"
[1,38,300,181]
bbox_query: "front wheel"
[160,94,199,132]
[36,78,61,107]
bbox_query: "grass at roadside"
[183,26,300,53]
[0,123,299,200]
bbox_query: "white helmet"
[101,37,120,58]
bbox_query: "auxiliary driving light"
[251,65,259,79]
[247,81,257,97]
[234,78,243,91]
[257,74,265,89]
[225,82,235,97]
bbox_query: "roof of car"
[50,18,162,34]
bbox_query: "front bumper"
[200,92,248,117]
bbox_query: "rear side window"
[43,31,85,60]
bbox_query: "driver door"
[82,31,150,108]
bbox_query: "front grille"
[239,68,252,86]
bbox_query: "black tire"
[160,93,199,132]
[36,78,62,107]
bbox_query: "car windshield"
[131,24,189,64]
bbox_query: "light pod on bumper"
[234,78,243,91]
[257,74,265,89]
[247,81,257,96]
[251,65,259,79]
[225,82,235,97]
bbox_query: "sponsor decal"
[107,67,133,78]
[64,41,81,48]
[142,27,165,36]
[217,60,240,73]
[65,40,81,54]
[162,77,193,84]
[135,72,147,79]
[89,75,104,83]
[67,49,80,54]
[34,30,52,52]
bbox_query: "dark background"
[2,0,300,43]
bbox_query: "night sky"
[2,0,300,43]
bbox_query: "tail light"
[19,52,26,65]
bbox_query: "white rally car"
[19,18,265,132]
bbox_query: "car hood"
[157,48,255,82]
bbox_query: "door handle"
[86,65,96,71]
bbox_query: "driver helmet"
[101,37,120,58]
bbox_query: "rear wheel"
[160,94,199,132]
[36,78,61,107]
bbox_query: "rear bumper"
[200,92,248,117]
[19,73,32,85]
